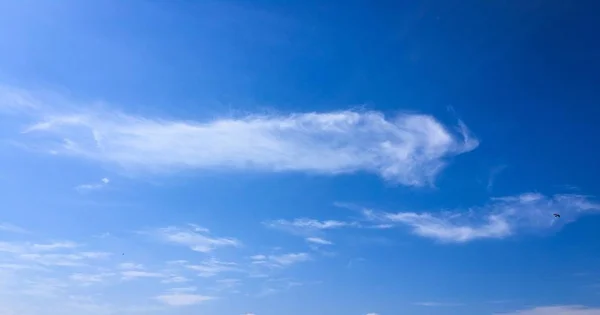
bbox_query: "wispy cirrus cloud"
[185,258,240,277]
[363,193,600,243]
[69,272,115,285]
[264,218,355,242]
[496,305,600,315]
[2,85,478,186]
[149,225,240,253]
[121,270,166,280]
[155,292,215,306]
[265,218,353,232]
[251,252,311,268]
[306,237,333,245]
[75,177,110,193]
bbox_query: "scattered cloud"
[155,292,215,306]
[366,313,379,315]
[306,237,333,245]
[3,86,479,186]
[496,305,600,315]
[363,193,600,243]
[150,225,240,253]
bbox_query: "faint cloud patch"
[487,164,507,192]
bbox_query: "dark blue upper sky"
[1,1,600,315]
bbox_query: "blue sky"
[1,1,600,314]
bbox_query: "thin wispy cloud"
[118,262,144,270]
[363,193,600,243]
[2,85,479,186]
[251,253,311,268]
[496,305,600,315]
[185,258,240,277]
[31,241,79,251]
[121,270,165,280]
[69,272,115,285]
[306,237,333,245]
[75,177,110,193]
[265,218,353,231]
[264,218,355,241]
[155,292,215,306]
[149,225,240,253]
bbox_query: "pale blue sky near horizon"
[1,1,600,315]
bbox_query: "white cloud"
[496,305,600,315]
[151,225,240,253]
[118,262,144,270]
[306,237,333,245]
[121,270,165,280]
[3,86,478,186]
[185,258,239,277]
[19,252,110,267]
[0,240,110,267]
[166,287,197,293]
[265,218,353,231]
[366,313,379,315]
[69,272,114,284]
[252,253,311,268]
[31,241,79,251]
[250,255,266,261]
[155,293,215,306]
[364,193,600,243]
[75,178,110,192]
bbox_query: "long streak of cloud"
[1,85,478,186]
[364,193,600,243]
